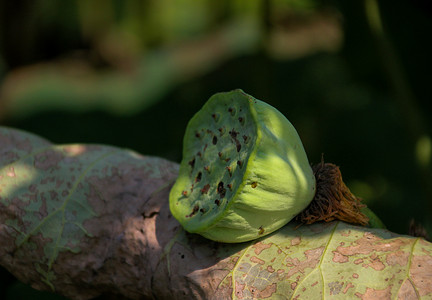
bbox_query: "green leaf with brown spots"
[1,126,431,299]
[0,127,179,294]
[207,221,431,299]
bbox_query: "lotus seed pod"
[169,90,316,243]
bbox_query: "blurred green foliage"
[0,0,431,299]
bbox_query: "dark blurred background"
[0,0,431,299]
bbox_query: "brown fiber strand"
[296,161,369,226]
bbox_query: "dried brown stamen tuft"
[296,161,369,226]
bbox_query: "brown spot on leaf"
[291,237,301,246]
[355,286,392,299]
[250,256,265,265]
[267,265,275,273]
[386,250,409,266]
[343,282,355,294]
[366,255,385,271]
[215,199,220,206]
[34,150,64,170]
[285,247,324,279]
[235,281,246,299]
[252,242,272,255]
[337,232,409,257]
[251,182,258,188]
[333,251,349,263]
[250,283,277,299]
[411,255,432,296]
[341,230,352,237]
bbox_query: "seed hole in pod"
[212,136,218,145]
[236,142,241,152]
[217,181,224,194]
[229,129,238,139]
[251,182,258,188]
[226,166,232,177]
[238,117,245,125]
[228,107,236,116]
[201,184,210,194]
[214,199,220,206]
[237,160,243,168]
[186,205,199,218]
[188,158,195,168]
[195,172,202,182]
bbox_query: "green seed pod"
[169,89,316,243]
